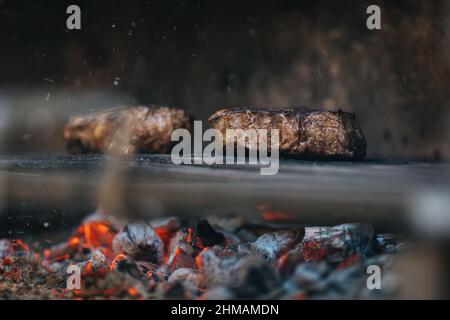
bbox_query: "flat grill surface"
[0,155,449,235]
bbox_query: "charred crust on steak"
[208,106,367,160]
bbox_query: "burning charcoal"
[74,221,117,254]
[230,257,281,299]
[112,222,164,265]
[194,219,225,248]
[76,249,108,274]
[323,264,364,298]
[110,253,129,271]
[168,268,202,294]
[249,229,302,263]
[135,261,160,275]
[44,221,117,262]
[10,251,40,266]
[292,261,330,290]
[196,247,236,287]
[167,229,195,273]
[111,258,154,279]
[149,217,180,248]
[196,247,279,296]
[0,240,38,283]
[191,218,241,249]
[41,260,66,273]
[143,272,161,290]
[76,268,147,299]
[45,270,67,288]
[162,281,188,299]
[206,215,251,242]
[0,258,17,278]
[0,239,31,259]
[300,223,378,264]
[0,240,12,258]
[145,265,168,286]
[168,248,196,273]
[277,248,306,280]
[110,253,142,278]
[0,253,37,282]
[257,205,297,224]
[220,229,241,246]
[44,241,78,262]
[83,210,127,230]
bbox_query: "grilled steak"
[208,107,366,159]
[64,106,193,155]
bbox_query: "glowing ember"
[258,204,294,222]
[45,221,117,262]
[0,216,401,300]
[73,221,116,250]
[262,211,294,222]
[110,253,128,270]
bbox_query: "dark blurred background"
[0,0,449,159]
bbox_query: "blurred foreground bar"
[0,155,449,238]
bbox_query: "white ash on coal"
[83,210,127,230]
[167,229,196,273]
[249,229,302,263]
[113,221,164,264]
[196,246,280,298]
[149,216,181,248]
[149,216,180,234]
[76,249,108,274]
[167,267,202,294]
[300,223,378,264]
[292,261,329,290]
[0,240,12,259]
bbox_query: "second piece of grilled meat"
[64,106,193,155]
[208,107,366,159]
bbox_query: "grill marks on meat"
[64,106,193,155]
[208,107,367,159]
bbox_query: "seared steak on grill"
[208,107,366,159]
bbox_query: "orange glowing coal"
[185,228,194,244]
[44,221,117,262]
[195,248,208,270]
[74,221,116,249]
[262,211,294,221]
[258,204,294,222]
[154,226,178,249]
[110,253,128,270]
[127,287,140,297]
[12,239,30,252]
